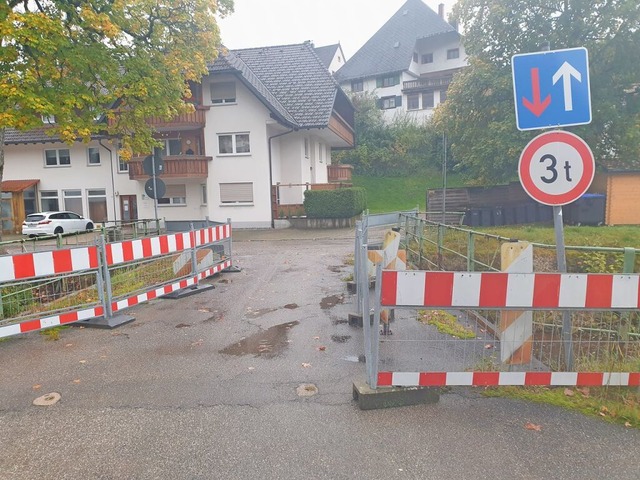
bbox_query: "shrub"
[303,188,367,218]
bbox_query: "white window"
[351,80,364,92]
[218,133,250,155]
[381,96,398,109]
[45,149,71,167]
[158,184,186,206]
[40,190,60,211]
[118,158,129,173]
[87,147,101,165]
[63,189,83,216]
[447,48,460,60]
[407,94,420,110]
[159,138,182,156]
[211,82,236,104]
[220,182,253,204]
[421,53,433,64]
[201,184,208,205]
[423,92,435,109]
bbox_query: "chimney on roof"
[438,3,445,18]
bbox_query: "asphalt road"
[1,229,638,479]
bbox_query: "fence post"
[82,233,135,328]
[370,262,383,390]
[354,221,362,316]
[360,241,373,386]
[467,231,475,272]
[190,222,199,286]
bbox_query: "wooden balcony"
[109,106,209,130]
[328,164,353,183]
[403,76,453,92]
[128,155,212,180]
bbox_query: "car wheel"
[86,222,94,231]
[54,226,64,235]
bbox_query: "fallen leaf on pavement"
[32,384,42,390]
[564,388,575,397]
[191,339,204,347]
[302,363,312,368]
[625,422,632,428]
[64,343,73,348]
[484,344,493,349]
[525,422,542,431]
[317,346,326,351]
[79,360,87,364]
[313,336,320,340]
[73,379,81,384]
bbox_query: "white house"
[336,0,467,122]
[1,42,355,233]
[315,44,347,75]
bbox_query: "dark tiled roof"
[335,0,455,82]
[4,127,62,145]
[315,44,340,69]
[210,42,342,128]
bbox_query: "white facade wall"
[202,74,274,228]
[4,74,345,230]
[3,140,136,223]
[339,37,467,123]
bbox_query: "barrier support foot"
[225,265,242,273]
[81,314,135,329]
[163,283,215,299]
[348,313,374,328]
[352,379,439,410]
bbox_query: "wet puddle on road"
[219,321,300,358]
[246,307,278,319]
[331,334,351,344]
[320,294,344,310]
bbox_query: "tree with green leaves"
[434,0,640,184]
[0,0,233,238]
[334,92,445,176]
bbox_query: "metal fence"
[355,212,640,389]
[0,221,233,338]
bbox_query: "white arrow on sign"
[552,61,582,112]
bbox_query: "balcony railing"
[403,77,453,92]
[128,155,212,180]
[328,164,353,183]
[109,105,209,130]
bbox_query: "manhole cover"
[33,392,61,406]
[296,384,318,397]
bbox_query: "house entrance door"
[120,195,138,222]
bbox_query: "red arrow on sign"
[522,68,551,117]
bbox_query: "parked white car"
[22,211,95,237]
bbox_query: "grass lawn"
[352,170,465,213]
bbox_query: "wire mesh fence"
[357,213,640,387]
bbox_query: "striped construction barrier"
[0,306,105,339]
[378,371,640,387]
[381,270,640,311]
[0,224,233,339]
[0,247,99,282]
[105,224,231,266]
[110,259,232,313]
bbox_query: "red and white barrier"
[111,259,232,313]
[0,247,99,282]
[378,371,640,387]
[0,305,104,339]
[105,225,231,266]
[381,271,640,310]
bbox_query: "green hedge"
[303,188,367,219]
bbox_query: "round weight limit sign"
[518,130,595,206]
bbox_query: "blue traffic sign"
[512,47,591,131]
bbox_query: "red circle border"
[518,131,595,206]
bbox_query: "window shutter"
[376,98,383,109]
[220,182,254,203]
[165,184,186,198]
[395,96,403,107]
[376,77,383,88]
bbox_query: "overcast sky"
[217,0,459,58]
